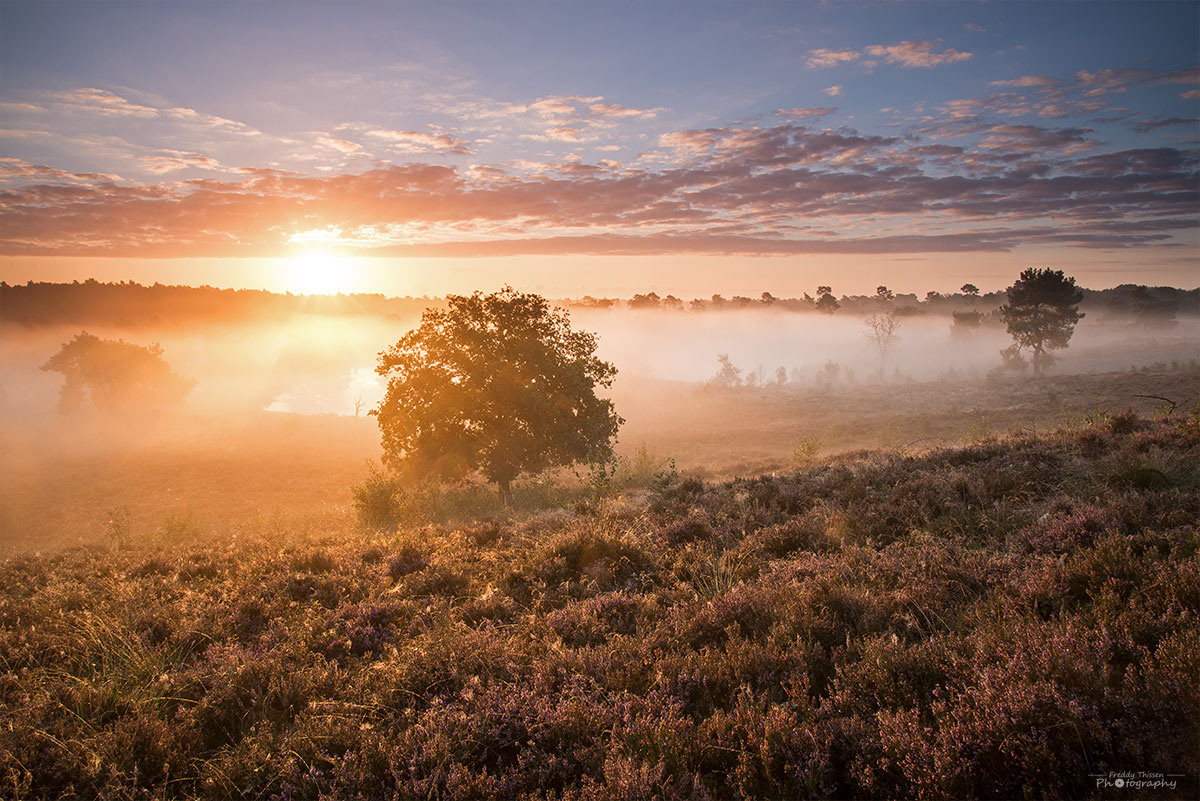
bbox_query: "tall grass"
[2,414,1197,799]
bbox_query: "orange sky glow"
[1,2,1197,297]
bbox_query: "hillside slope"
[1,414,1197,799]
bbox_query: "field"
[2,380,1199,798]
[3,365,1197,553]
[2,302,1198,799]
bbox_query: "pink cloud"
[589,103,661,119]
[138,150,224,174]
[808,41,972,70]
[806,48,860,69]
[365,129,473,155]
[2,123,1194,259]
[865,41,972,68]
[989,75,1059,89]
[778,107,838,121]
[317,136,366,155]
[49,88,159,118]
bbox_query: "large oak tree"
[373,287,622,501]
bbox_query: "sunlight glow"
[286,251,359,295]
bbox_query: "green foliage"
[352,462,405,532]
[999,268,1085,376]
[352,462,573,529]
[790,435,822,465]
[40,331,194,412]
[373,287,623,493]
[966,409,993,442]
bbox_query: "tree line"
[2,279,1194,328]
[36,269,1129,499]
[0,279,439,327]
[574,283,1194,322]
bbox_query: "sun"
[286,251,357,295]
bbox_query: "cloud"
[5,118,1192,259]
[589,103,662,119]
[921,64,1199,139]
[976,125,1097,155]
[823,86,843,97]
[463,93,664,148]
[365,129,473,155]
[1154,67,1200,86]
[778,107,838,120]
[138,150,224,174]
[962,23,986,33]
[806,40,972,70]
[0,158,119,184]
[1133,117,1200,133]
[317,136,366,156]
[989,75,1059,89]
[163,106,263,136]
[49,88,158,118]
[865,41,973,68]
[0,100,47,114]
[806,49,860,69]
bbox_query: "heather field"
[2,410,1197,800]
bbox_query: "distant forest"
[0,278,1196,328]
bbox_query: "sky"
[1,0,1197,298]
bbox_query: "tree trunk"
[1032,344,1044,376]
[498,478,515,509]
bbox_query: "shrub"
[352,462,404,532]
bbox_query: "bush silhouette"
[40,331,194,412]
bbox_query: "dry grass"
[2,367,1197,553]
[613,366,1200,478]
[1,415,1196,800]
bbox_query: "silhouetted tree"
[576,296,617,309]
[710,354,743,387]
[1129,286,1179,330]
[373,287,622,503]
[40,332,194,412]
[961,283,980,296]
[863,311,901,374]
[999,268,1084,376]
[629,292,661,310]
[815,286,840,314]
[875,286,895,306]
[950,310,983,338]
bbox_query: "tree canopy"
[373,287,622,496]
[815,286,840,314]
[40,331,194,412]
[999,268,1085,376]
